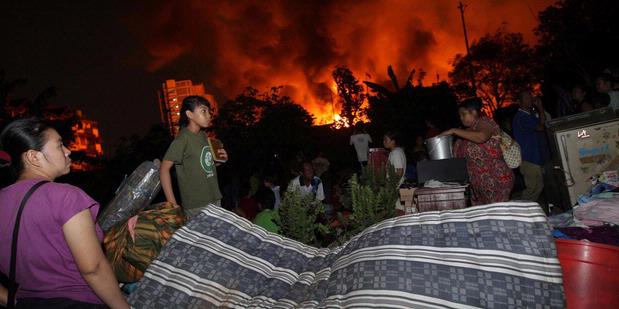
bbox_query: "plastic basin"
[555,239,619,308]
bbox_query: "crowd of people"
[557,73,619,115]
[1,69,617,307]
[438,72,619,209]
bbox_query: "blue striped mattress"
[128,202,565,308]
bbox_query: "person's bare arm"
[160,160,177,205]
[534,98,547,131]
[63,210,129,309]
[394,168,404,179]
[441,121,494,144]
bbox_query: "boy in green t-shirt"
[253,189,280,234]
[160,96,227,218]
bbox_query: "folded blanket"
[129,202,564,308]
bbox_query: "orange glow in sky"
[132,0,554,124]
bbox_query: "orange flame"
[129,0,553,122]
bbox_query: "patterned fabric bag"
[128,202,565,308]
[104,202,185,283]
[496,130,522,168]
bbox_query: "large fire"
[127,0,553,124]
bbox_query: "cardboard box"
[399,187,416,214]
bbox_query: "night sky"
[1,0,551,154]
[1,1,163,153]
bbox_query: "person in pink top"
[0,118,128,309]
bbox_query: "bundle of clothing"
[550,195,619,247]
[104,202,186,282]
[128,202,565,308]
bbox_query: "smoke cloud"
[126,0,552,123]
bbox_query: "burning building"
[158,79,217,136]
[69,110,104,171]
[70,110,103,157]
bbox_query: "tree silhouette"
[332,66,365,127]
[364,66,460,150]
[213,86,313,171]
[256,95,313,155]
[0,70,76,139]
[0,69,27,121]
[449,28,539,114]
[535,0,619,85]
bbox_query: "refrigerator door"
[555,119,619,205]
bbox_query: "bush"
[331,165,400,246]
[275,189,329,247]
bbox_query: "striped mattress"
[128,202,565,308]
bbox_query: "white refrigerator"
[550,116,619,206]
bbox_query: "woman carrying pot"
[440,98,514,205]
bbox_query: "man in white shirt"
[287,162,325,201]
[384,131,407,211]
[595,74,619,110]
[383,132,406,186]
[350,125,372,168]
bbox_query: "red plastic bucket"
[368,148,388,169]
[556,239,619,308]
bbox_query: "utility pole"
[330,91,335,123]
[458,2,471,56]
[458,1,477,95]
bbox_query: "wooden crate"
[415,186,468,213]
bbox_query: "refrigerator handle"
[557,135,575,187]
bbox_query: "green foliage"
[331,165,400,246]
[449,28,539,113]
[275,189,327,247]
[276,165,400,248]
[277,165,399,248]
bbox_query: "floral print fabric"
[454,117,514,205]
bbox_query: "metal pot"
[424,135,453,160]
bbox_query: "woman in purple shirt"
[0,118,128,308]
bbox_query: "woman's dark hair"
[459,97,483,114]
[0,117,51,177]
[384,131,400,146]
[179,95,212,127]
